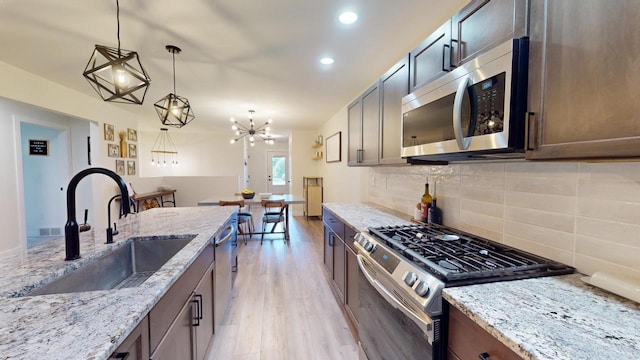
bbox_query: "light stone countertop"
[323,202,640,360]
[0,206,235,360]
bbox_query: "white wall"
[0,60,141,257]
[367,161,640,279]
[318,107,366,203]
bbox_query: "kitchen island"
[0,206,235,360]
[323,202,640,360]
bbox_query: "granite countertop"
[0,206,235,360]
[323,202,640,360]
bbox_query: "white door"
[267,151,289,194]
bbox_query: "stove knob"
[414,280,430,297]
[364,241,375,252]
[403,272,418,287]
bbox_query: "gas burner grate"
[368,224,573,285]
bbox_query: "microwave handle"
[453,76,472,150]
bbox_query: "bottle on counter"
[428,198,442,225]
[420,178,432,222]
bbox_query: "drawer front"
[322,208,345,240]
[344,225,358,253]
[150,244,214,352]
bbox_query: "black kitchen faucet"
[64,167,130,260]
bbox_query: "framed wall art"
[326,131,342,163]
[127,128,137,142]
[129,143,137,158]
[104,123,114,141]
[108,143,119,158]
[115,159,125,175]
[127,160,136,175]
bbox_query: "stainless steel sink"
[28,235,196,296]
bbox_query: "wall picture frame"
[127,160,136,175]
[127,128,137,142]
[108,143,119,158]
[129,143,137,158]
[326,131,342,163]
[115,159,125,175]
[104,123,114,141]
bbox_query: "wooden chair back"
[219,200,245,209]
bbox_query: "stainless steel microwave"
[401,38,528,161]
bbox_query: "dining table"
[197,194,306,241]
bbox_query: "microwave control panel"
[469,72,506,135]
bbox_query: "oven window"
[359,270,442,360]
[402,93,456,147]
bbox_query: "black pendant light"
[154,45,195,128]
[82,0,151,105]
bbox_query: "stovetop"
[368,224,574,287]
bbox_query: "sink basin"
[28,235,196,296]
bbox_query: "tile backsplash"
[367,161,640,278]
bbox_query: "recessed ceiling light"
[339,11,358,25]
[320,57,335,65]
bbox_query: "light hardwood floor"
[207,214,359,360]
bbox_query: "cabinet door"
[333,234,346,303]
[451,0,527,67]
[410,19,452,92]
[150,296,196,360]
[344,226,360,327]
[110,317,149,360]
[323,226,334,278]
[360,83,380,166]
[380,55,410,165]
[347,98,362,165]
[195,265,215,360]
[448,303,520,360]
[526,0,640,159]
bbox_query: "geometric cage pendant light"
[151,128,178,167]
[154,45,195,128]
[82,0,151,105]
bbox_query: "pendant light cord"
[116,0,121,57]
[172,51,176,94]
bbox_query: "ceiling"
[0,0,464,138]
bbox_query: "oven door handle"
[356,254,435,344]
[453,75,472,150]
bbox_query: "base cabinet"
[110,316,149,360]
[149,294,197,360]
[447,302,521,360]
[323,208,361,338]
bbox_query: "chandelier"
[82,0,151,105]
[229,110,275,147]
[151,128,178,167]
[154,45,195,128]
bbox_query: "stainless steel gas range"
[354,224,574,360]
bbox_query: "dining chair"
[219,200,254,244]
[260,199,287,244]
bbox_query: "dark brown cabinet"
[526,0,640,160]
[379,55,410,165]
[447,302,521,360]
[110,316,149,360]
[322,208,361,338]
[451,0,528,67]
[409,20,452,92]
[343,226,360,328]
[347,83,380,166]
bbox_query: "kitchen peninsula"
[0,206,235,360]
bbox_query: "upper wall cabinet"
[409,20,452,92]
[451,0,528,67]
[379,55,410,165]
[348,83,380,166]
[526,0,640,159]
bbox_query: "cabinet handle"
[111,352,129,359]
[191,294,202,327]
[442,44,452,72]
[526,112,537,151]
[478,352,490,360]
[356,149,363,163]
[450,39,459,68]
[329,234,334,247]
